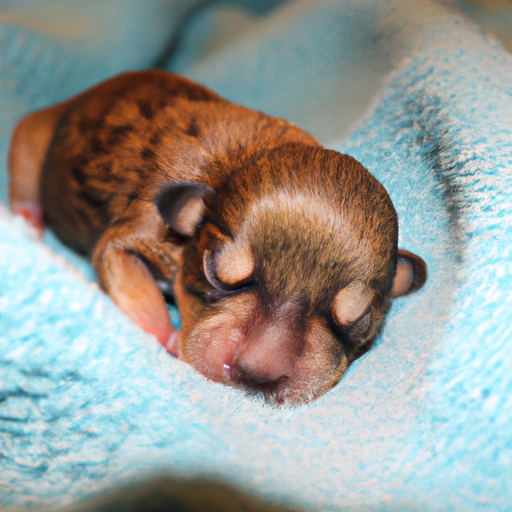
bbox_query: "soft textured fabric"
[1,0,511,511]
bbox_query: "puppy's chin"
[180,294,349,407]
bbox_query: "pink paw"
[163,330,181,358]
[12,201,44,236]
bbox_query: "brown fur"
[8,70,426,406]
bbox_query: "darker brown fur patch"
[185,119,200,138]
[72,166,87,186]
[108,124,134,145]
[89,135,107,155]
[125,191,139,208]
[141,147,156,160]
[137,100,155,121]
[149,131,162,146]
[77,187,113,212]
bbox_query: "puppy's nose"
[233,341,295,389]
[229,319,299,393]
[233,362,289,389]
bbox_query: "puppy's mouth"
[189,347,308,407]
[190,348,328,407]
[226,363,292,406]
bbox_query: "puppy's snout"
[228,322,299,395]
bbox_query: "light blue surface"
[1,0,512,510]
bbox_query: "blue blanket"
[1,0,512,510]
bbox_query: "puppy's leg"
[8,103,69,233]
[92,229,181,356]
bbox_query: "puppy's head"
[156,144,426,406]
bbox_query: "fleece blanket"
[1,0,512,510]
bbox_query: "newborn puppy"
[8,70,426,406]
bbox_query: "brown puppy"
[8,70,426,406]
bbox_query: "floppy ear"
[391,249,427,298]
[154,182,212,237]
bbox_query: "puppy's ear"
[154,182,212,237]
[391,250,427,298]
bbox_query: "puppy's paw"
[12,201,44,238]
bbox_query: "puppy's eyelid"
[203,240,255,290]
[203,248,255,292]
[203,249,224,291]
[331,282,373,329]
[215,242,255,285]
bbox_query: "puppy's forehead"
[204,145,398,298]
[212,145,397,241]
[212,192,382,303]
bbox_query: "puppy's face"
[157,145,425,406]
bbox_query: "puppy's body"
[40,71,318,255]
[9,70,426,406]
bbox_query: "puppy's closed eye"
[343,307,372,340]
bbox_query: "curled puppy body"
[8,70,427,406]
